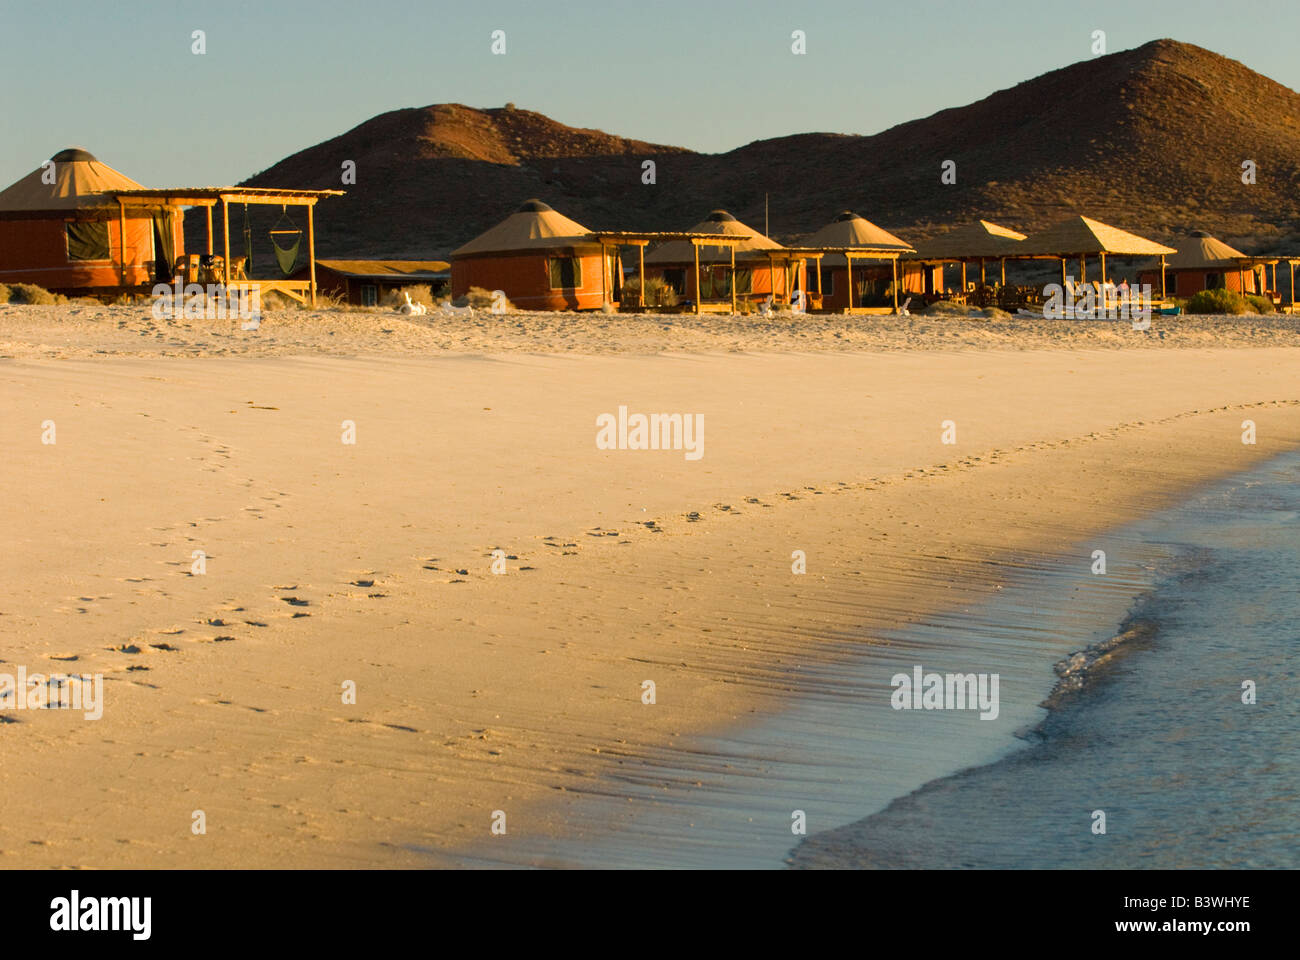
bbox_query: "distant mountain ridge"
[234,40,1300,260]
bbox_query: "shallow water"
[437,479,1249,867]
[793,451,1300,869]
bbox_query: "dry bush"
[621,275,679,307]
[1185,288,1252,315]
[0,284,10,304]
[1245,294,1276,314]
[383,284,434,308]
[454,286,515,310]
[5,283,63,305]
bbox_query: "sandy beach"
[0,302,1297,867]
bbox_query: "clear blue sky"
[2,0,1297,188]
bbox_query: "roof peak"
[50,147,97,163]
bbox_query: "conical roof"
[1159,230,1248,269]
[908,219,1025,260]
[0,148,146,215]
[645,210,782,264]
[804,210,913,251]
[1017,215,1176,257]
[451,199,596,257]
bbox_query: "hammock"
[269,207,302,277]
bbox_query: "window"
[818,265,835,296]
[361,284,378,306]
[66,221,110,261]
[663,269,686,295]
[548,257,581,289]
[1205,273,1225,290]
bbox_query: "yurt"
[643,210,787,305]
[1136,231,1262,296]
[0,148,178,293]
[802,211,923,310]
[449,199,612,310]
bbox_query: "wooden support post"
[729,244,736,314]
[222,198,231,286]
[1160,255,1167,299]
[1000,257,1006,286]
[846,255,854,313]
[892,257,899,312]
[600,243,610,309]
[693,242,701,316]
[1238,265,1245,294]
[638,244,645,308]
[1079,255,1086,283]
[814,256,822,299]
[117,198,127,288]
[307,202,317,308]
[979,258,986,285]
[205,205,214,255]
[1271,261,1277,295]
[1100,252,1107,284]
[1291,262,1296,308]
[960,260,967,292]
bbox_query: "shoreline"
[0,313,1297,867]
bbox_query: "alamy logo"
[0,667,103,720]
[890,664,1000,720]
[1042,278,1152,329]
[151,282,260,320]
[50,891,151,940]
[595,405,704,461]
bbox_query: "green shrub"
[1185,288,1252,315]
[0,284,10,304]
[1245,294,1276,314]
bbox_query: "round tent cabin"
[1136,231,1264,297]
[802,211,923,311]
[643,210,788,307]
[450,199,614,311]
[0,148,178,294]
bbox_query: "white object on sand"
[397,291,427,316]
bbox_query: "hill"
[230,40,1300,262]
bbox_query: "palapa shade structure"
[905,219,1028,289]
[801,210,927,311]
[0,148,176,292]
[1017,215,1177,296]
[1136,231,1267,297]
[643,210,792,311]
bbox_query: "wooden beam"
[117,198,127,288]
[1000,257,1006,286]
[729,244,736,314]
[205,206,214,255]
[1160,255,1167,299]
[846,255,854,312]
[638,244,645,308]
[892,257,899,312]
[307,202,317,308]
[1080,255,1086,284]
[979,258,986,285]
[960,260,966,293]
[222,199,231,287]
[600,242,609,309]
[693,242,701,316]
[1100,252,1107,284]
[1061,257,1067,289]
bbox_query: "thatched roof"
[799,210,913,266]
[0,148,146,217]
[906,219,1026,260]
[451,199,597,257]
[316,259,449,278]
[644,210,782,265]
[1017,215,1176,257]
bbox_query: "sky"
[1,0,1298,188]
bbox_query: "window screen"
[549,257,581,289]
[66,221,111,261]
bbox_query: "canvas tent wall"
[0,148,176,292]
[292,259,450,305]
[643,210,790,303]
[801,210,925,310]
[1136,231,1263,296]
[450,199,613,310]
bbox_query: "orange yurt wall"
[451,250,610,310]
[1137,269,1260,296]
[0,215,160,291]
[818,262,920,310]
